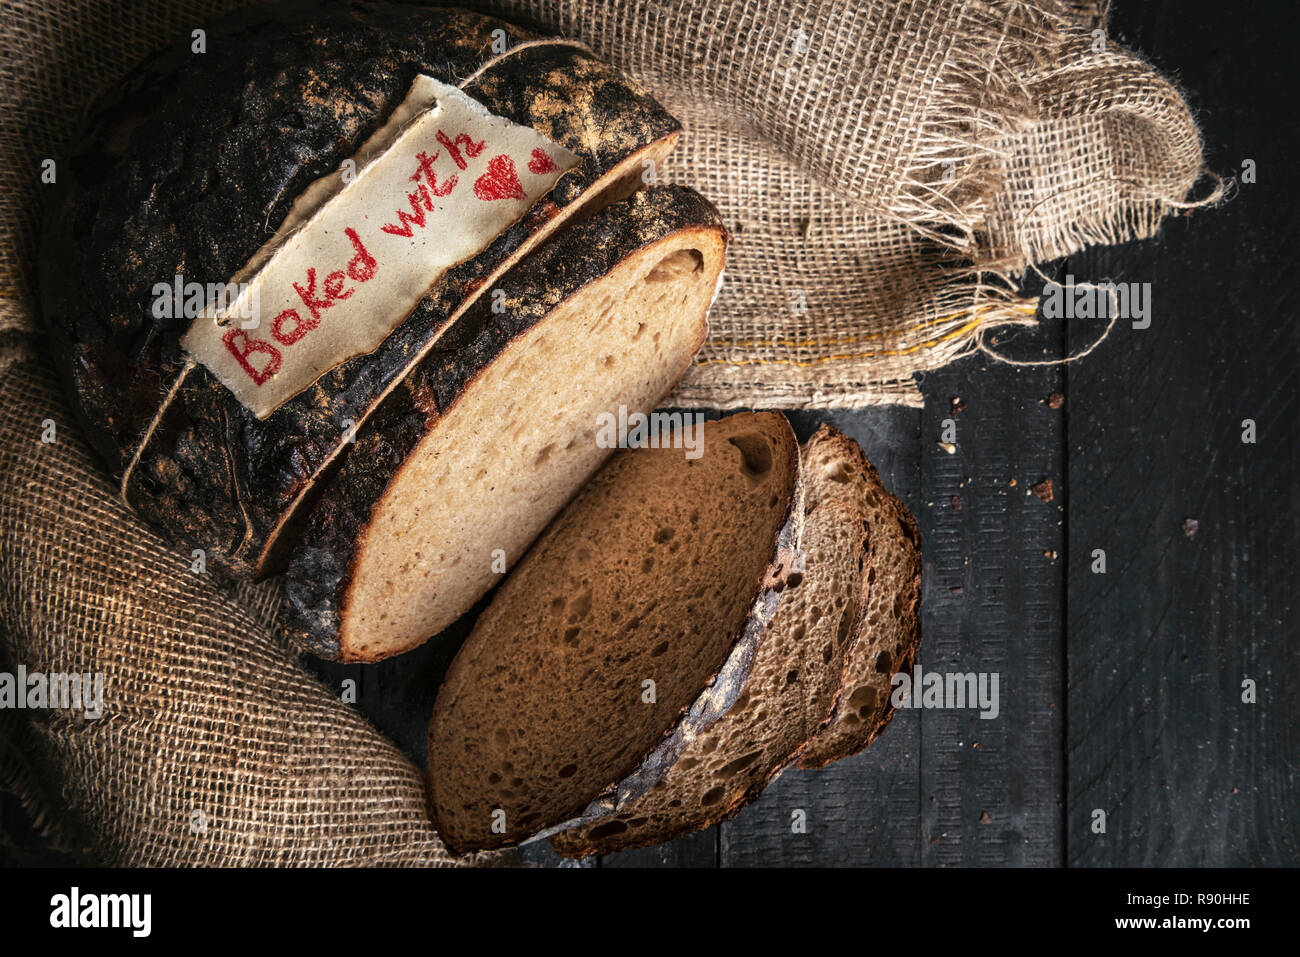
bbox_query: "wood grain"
[1064,0,1298,867]
[915,337,1067,867]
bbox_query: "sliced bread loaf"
[549,427,871,856]
[284,185,726,662]
[793,424,923,769]
[40,3,682,578]
[425,412,802,854]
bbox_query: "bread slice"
[425,412,802,854]
[793,424,922,769]
[548,427,872,856]
[41,4,682,578]
[284,186,726,661]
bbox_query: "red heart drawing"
[527,148,558,175]
[473,154,526,202]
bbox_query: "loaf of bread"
[40,2,681,578]
[37,0,924,858]
[425,414,921,855]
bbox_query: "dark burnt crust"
[283,184,726,662]
[42,3,540,470]
[40,1,681,578]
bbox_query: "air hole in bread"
[645,248,704,282]
[875,650,893,674]
[728,434,773,479]
[718,751,762,777]
[700,786,725,806]
[587,820,629,840]
[848,685,877,710]
[836,603,855,646]
[824,461,853,483]
[568,589,593,623]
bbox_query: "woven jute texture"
[0,354,485,865]
[0,0,1205,865]
[470,0,1207,407]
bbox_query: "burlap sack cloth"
[0,0,1210,864]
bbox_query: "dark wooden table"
[2,0,1294,868]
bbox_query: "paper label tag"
[180,75,580,418]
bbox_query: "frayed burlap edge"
[660,0,1221,407]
